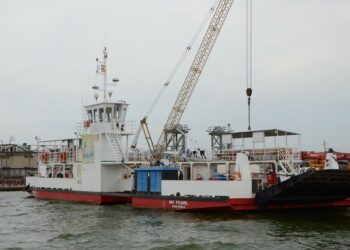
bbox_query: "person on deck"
[192,150,197,158]
[178,171,184,180]
[199,148,206,159]
[181,150,187,162]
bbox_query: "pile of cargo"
[301,151,350,170]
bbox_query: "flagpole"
[103,47,107,101]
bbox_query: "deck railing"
[38,150,81,164]
[77,120,136,135]
[212,147,301,162]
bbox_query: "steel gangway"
[106,132,125,162]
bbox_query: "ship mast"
[93,47,117,102]
[102,46,108,101]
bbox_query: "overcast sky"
[0,0,349,151]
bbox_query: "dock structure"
[0,143,37,190]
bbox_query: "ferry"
[25,48,350,211]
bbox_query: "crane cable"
[144,0,220,119]
[246,0,253,131]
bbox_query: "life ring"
[40,152,49,163]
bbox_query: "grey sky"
[0,0,349,151]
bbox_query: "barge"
[131,130,350,212]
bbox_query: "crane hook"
[246,88,252,131]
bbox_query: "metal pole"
[0,140,3,178]
[0,140,3,169]
[35,137,40,167]
[74,132,78,162]
[126,136,129,160]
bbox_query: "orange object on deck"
[267,173,277,185]
[83,120,91,128]
[40,153,49,163]
[60,152,68,163]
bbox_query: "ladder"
[106,132,125,162]
[278,149,301,175]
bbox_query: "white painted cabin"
[27,100,136,193]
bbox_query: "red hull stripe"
[30,189,350,211]
[132,197,350,212]
[31,189,132,205]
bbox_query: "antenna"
[94,93,99,101]
[323,140,327,152]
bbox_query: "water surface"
[0,192,349,249]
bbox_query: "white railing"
[127,149,150,163]
[114,120,137,134]
[211,147,302,164]
[163,150,214,163]
[78,120,136,135]
[76,122,84,135]
[38,150,81,164]
[212,150,235,161]
[207,125,233,133]
[277,148,302,175]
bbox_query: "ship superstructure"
[26,48,139,204]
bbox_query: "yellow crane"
[132,0,235,160]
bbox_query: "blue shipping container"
[150,171,162,193]
[135,167,179,193]
[136,171,148,192]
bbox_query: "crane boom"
[156,0,234,151]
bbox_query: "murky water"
[0,192,349,249]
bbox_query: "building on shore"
[0,143,37,178]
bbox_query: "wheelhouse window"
[93,109,98,123]
[106,107,112,122]
[99,108,104,122]
[114,106,120,123]
[87,110,93,123]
